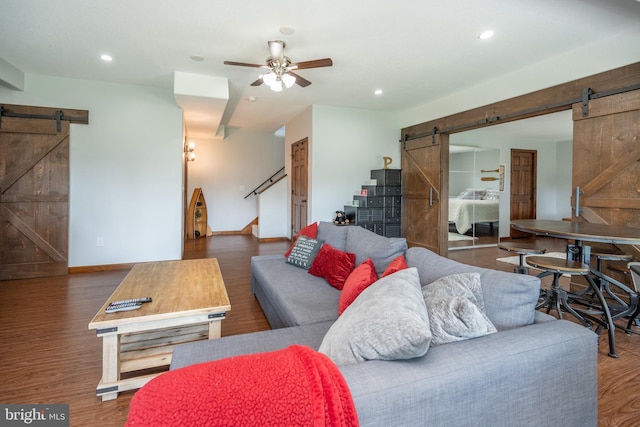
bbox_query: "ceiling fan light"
[270,80,283,92]
[263,72,277,86]
[282,73,296,88]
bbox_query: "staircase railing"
[244,167,285,199]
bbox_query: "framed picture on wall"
[499,164,505,192]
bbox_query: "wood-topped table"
[510,219,640,246]
[88,258,230,400]
[511,219,640,357]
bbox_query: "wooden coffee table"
[88,258,230,400]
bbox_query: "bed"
[449,192,499,235]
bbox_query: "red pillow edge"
[381,255,409,278]
[284,222,318,257]
[338,258,378,315]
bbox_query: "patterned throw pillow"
[285,235,324,270]
[284,222,318,257]
[458,188,487,200]
[484,190,500,200]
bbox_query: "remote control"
[105,301,143,314]
[109,297,152,306]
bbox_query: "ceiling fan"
[224,40,333,92]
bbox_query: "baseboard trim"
[69,263,135,274]
[258,237,289,243]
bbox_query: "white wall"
[0,74,184,266]
[186,127,284,232]
[257,178,288,238]
[283,105,401,236]
[310,105,401,223]
[555,140,573,219]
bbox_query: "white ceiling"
[1,0,639,141]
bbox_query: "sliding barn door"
[401,133,449,255]
[0,105,87,280]
[572,89,640,259]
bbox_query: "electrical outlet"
[96,237,104,247]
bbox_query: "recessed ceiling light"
[100,54,113,62]
[374,89,383,95]
[190,54,205,62]
[280,26,295,36]
[478,30,494,40]
[247,96,257,102]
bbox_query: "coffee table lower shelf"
[94,312,225,401]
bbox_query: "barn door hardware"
[0,106,85,131]
[431,127,437,144]
[581,88,592,117]
[574,186,584,216]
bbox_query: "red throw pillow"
[382,255,408,277]
[284,222,318,257]
[338,258,378,315]
[308,243,356,290]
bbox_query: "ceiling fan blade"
[287,71,312,87]
[250,77,264,87]
[224,60,265,68]
[268,40,285,62]
[290,58,333,70]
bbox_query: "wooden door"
[572,89,640,259]
[510,149,537,238]
[401,133,449,255]
[1,112,69,279]
[290,138,308,236]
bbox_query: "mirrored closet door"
[448,146,500,250]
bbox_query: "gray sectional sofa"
[171,222,598,426]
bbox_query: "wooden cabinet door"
[401,133,449,255]
[510,149,537,238]
[1,114,70,280]
[291,138,308,236]
[572,89,640,258]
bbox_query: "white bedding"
[449,198,499,235]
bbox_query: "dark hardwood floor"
[0,235,638,426]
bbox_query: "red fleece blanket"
[125,345,359,426]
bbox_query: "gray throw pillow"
[345,225,407,276]
[319,268,431,366]
[285,235,324,269]
[405,247,539,330]
[422,273,497,345]
[458,188,487,200]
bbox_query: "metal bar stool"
[624,262,640,333]
[590,248,633,305]
[526,255,617,358]
[498,242,546,274]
